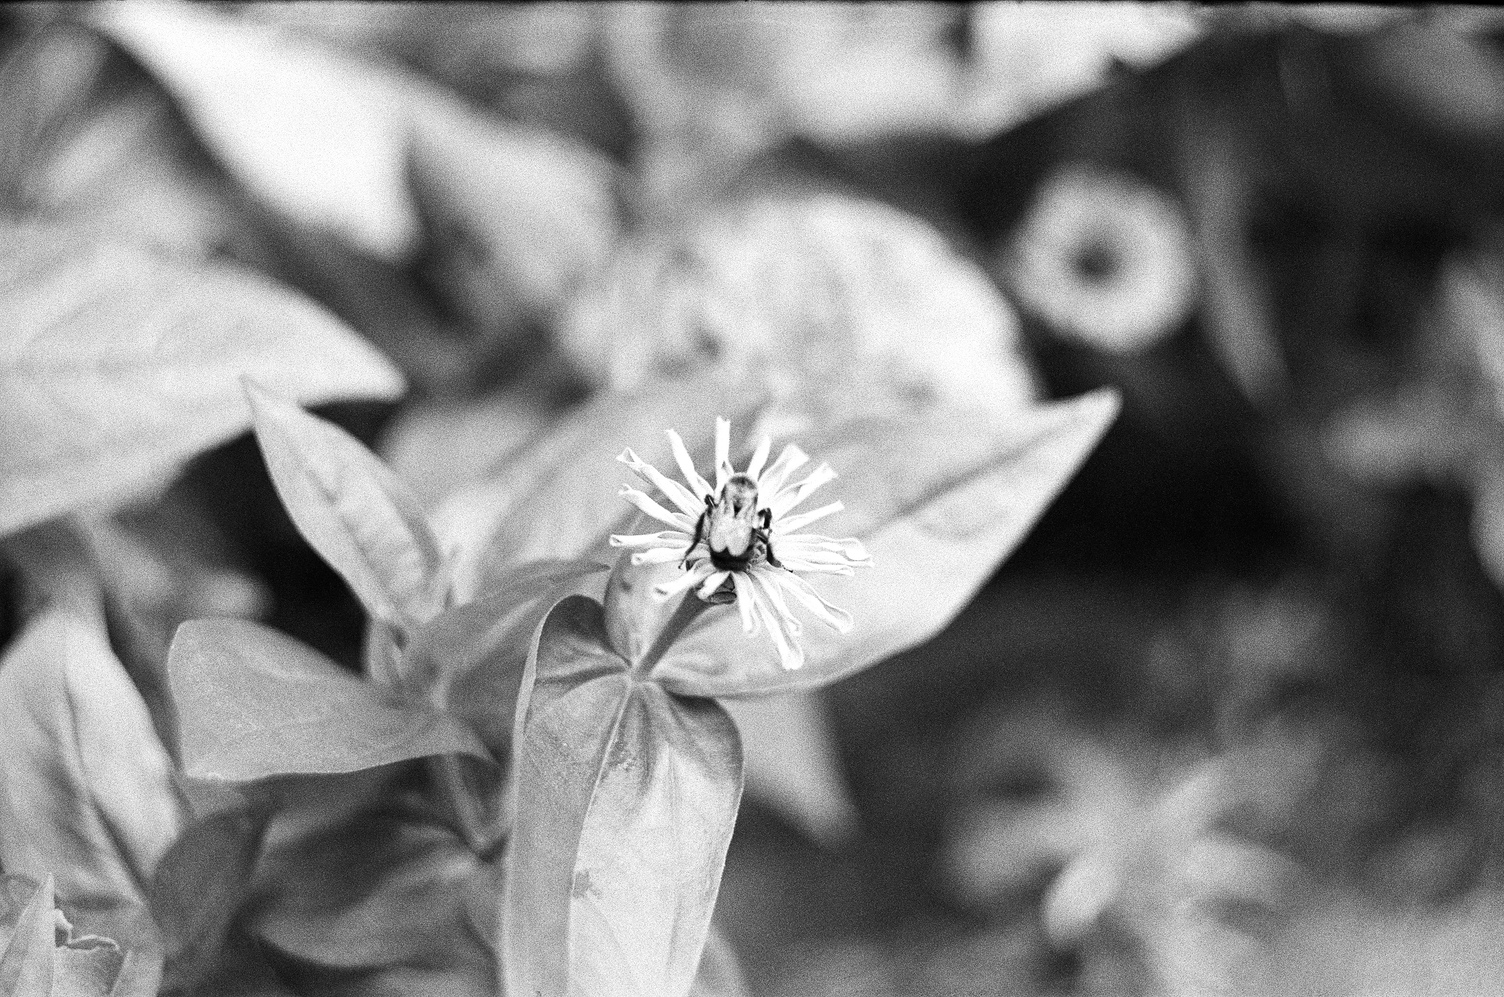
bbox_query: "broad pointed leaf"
[0,221,404,537]
[167,618,491,781]
[0,875,55,997]
[503,597,744,997]
[248,806,493,974]
[0,584,183,943]
[402,558,607,752]
[246,382,446,631]
[0,873,153,997]
[652,390,1120,695]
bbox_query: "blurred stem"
[433,753,504,858]
[636,591,713,678]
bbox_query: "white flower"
[1002,164,1197,354]
[609,417,873,670]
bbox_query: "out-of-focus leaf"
[0,221,404,538]
[0,874,55,996]
[558,194,1037,417]
[723,692,858,847]
[174,929,296,997]
[503,596,743,997]
[88,0,429,258]
[1349,24,1504,148]
[0,578,183,944]
[408,108,619,338]
[652,390,1120,696]
[0,22,260,258]
[248,807,493,974]
[1179,120,1289,405]
[166,618,491,782]
[246,382,446,632]
[78,503,270,755]
[380,392,554,513]
[148,801,270,994]
[962,4,1203,136]
[432,370,760,600]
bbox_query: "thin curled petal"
[714,417,732,492]
[730,571,760,635]
[774,501,844,534]
[751,566,803,637]
[697,570,731,600]
[619,448,704,515]
[666,429,713,500]
[758,444,809,497]
[619,487,697,530]
[745,435,773,481]
[748,576,803,670]
[771,463,838,517]
[610,530,692,549]
[631,546,691,566]
[776,559,856,575]
[776,534,872,564]
[652,561,714,601]
[773,570,855,633]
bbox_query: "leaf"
[0,875,56,997]
[408,108,620,336]
[503,596,744,997]
[88,0,429,259]
[688,926,749,997]
[0,584,183,943]
[148,801,270,994]
[0,220,405,538]
[402,558,607,752]
[53,934,125,997]
[103,950,163,997]
[248,806,493,974]
[379,391,555,513]
[723,692,858,846]
[166,618,491,782]
[0,21,257,258]
[432,370,762,600]
[246,381,446,631]
[652,390,1121,696]
[1,874,147,997]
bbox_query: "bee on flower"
[610,417,873,671]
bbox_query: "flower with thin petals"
[609,417,872,670]
[1002,163,1196,354]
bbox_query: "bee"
[687,472,781,571]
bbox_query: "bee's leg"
[759,508,772,530]
[683,504,711,568]
[761,531,782,568]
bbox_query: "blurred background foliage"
[5,2,1504,995]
